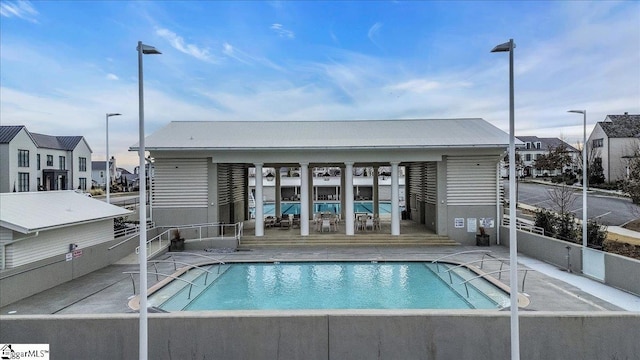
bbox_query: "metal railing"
[460,269,533,297]
[431,250,492,272]
[136,222,244,259]
[502,217,545,235]
[108,221,155,251]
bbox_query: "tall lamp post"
[137,40,161,360]
[491,38,519,360]
[568,110,588,254]
[105,113,121,204]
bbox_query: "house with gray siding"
[587,113,640,182]
[0,126,93,193]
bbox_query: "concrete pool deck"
[1,245,638,315]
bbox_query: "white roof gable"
[0,191,132,234]
[136,118,511,150]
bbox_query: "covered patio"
[136,118,510,245]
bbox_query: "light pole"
[137,40,161,360]
[491,38,519,360]
[105,113,121,204]
[568,110,588,252]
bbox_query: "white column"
[391,162,400,235]
[345,162,355,235]
[300,163,310,236]
[255,163,264,236]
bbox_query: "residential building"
[0,126,92,193]
[515,136,579,177]
[587,113,640,182]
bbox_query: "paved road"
[505,181,639,226]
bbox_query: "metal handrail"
[108,221,155,250]
[123,271,199,299]
[430,250,492,272]
[460,269,533,297]
[134,222,243,259]
[502,217,544,235]
[442,258,511,284]
[148,260,216,284]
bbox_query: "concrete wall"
[605,251,640,296]
[0,234,141,307]
[500,226,640,296]
[447,205,498,246]
[1,311,638,360]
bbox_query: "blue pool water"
[152,262,509,311]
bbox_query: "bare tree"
[622,143,640,204]
[547,184,578,214]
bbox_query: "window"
[18,149,29,167]
[525,154,532,161]
[59,156,66,170]
[18,172,29,192]
[79,177,87,191]
[46,155,53,166]
[79,157,87,172]
[592,138,603,148]
[37,154,41,170]
[526,142,531,149]
[535,142,541,149]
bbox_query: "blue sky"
[1,1,639,171]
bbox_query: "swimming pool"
[147,262,510,311]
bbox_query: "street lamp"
[491,38,519,360]
[568,110,588,252]
[137,40,161,360]
[105,113,121,204]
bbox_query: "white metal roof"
[136,118,511,150]
[0,191,132,234]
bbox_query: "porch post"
[300,163,310,236]
[391,162,400,235]
[345,162,355,235]
[255,163,264,236]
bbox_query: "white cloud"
[156,28,218,63]
[367,22,383,44]
[270,23,295,39]
[106,73,119,81]
[0,0,38,23]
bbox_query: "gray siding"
[446,156,498,206]
[5,221,112,268]
[153,158,208,208]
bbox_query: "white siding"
[447,156,499,205]
[153,158,209,208]
[5,221,112,268]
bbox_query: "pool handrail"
[442,258,511,284]
[148,260,217,284]
[459,268,533,297]
[431,250,492,272]
[123,271,199,299]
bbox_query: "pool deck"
[2,244,638,315]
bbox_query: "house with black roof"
[0,125,92,193]
[587,113,640,182]
[515,136,579,177]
